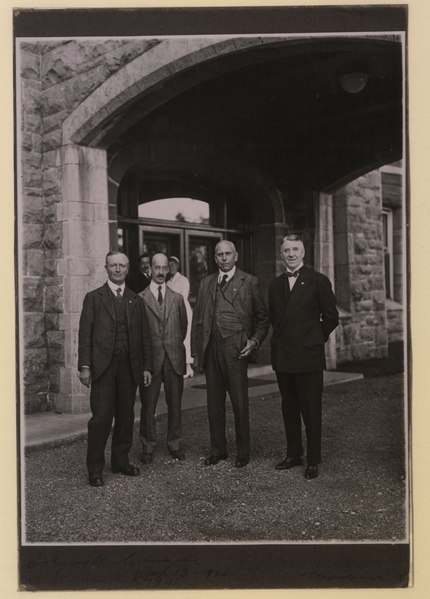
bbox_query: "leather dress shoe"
[170,450,186,461]
[112,464,140,476]
[275,456,303,470]
[204,454,228,466]
[235,455,249,468]
[89,475,104,487]
[304,463,319,479]
[140,452,153,465]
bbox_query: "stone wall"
[333,170,388,363]
[20,40,160,413]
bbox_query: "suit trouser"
[87,349,137,475]
[139,356,184,454]
[275,370,323,464]
[204,330,250,458]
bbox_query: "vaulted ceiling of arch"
[106,37,403,194]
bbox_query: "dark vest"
[212,278,244,338]
[112,292,129,353]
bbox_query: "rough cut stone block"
[42,150,58,170]
[44,222,63,249]
[23,112,41,135]
[26,250,44,276]
[43,257,58,278]
[42,129,62,153]
[45,312,59,331]
[23,224,44,249]
[24,313,46,348]
[47,331,65,364]
[44,285,64,313]
[43,204,59,224]
[23,278,43,312]
[23,195,44,224]
[20,50,40,79]
[22,164,42,188]
[42,109,69,134]
[41,85,67,116]
[43,167,62,195]
[24,348,49,385]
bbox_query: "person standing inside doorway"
[167,255,194,378]
[191,240,269,468]
[268,235,339,480]
[126,252,152,294]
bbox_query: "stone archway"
[58,37,291,412]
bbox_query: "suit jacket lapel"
[208,273,218,304]
[143,287,162,321]
[164,287,174,320]
[99,283,115,321]
[231,269,245,301]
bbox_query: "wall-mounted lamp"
[339,71,369,94]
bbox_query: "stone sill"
[337,306,352,320]
[386,298,403,312]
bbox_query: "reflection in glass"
[189,243,208,304]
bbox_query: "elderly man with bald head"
[191,240,269,467]
[138,253,188,464]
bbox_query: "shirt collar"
[218,265,236,282]
[150,280,166,293]
[285,261,304,274]
[107,280,125,294]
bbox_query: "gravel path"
[23,374,406,544]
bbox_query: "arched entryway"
[53,34,402,412]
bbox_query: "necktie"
[219,274,228,289]
[285,270,300,278]
[157,285,163,305]
[116,287,122,300]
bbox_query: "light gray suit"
[139,286,188,455]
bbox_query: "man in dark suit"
[139,253,188,464]
[191,240,269,468]
[268,235,339,480]
[78,251,152,487]
[125,252,152,293]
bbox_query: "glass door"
[140,225,182,259]
[185,231,223,306]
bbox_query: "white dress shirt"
[218,265,236,284]
[149,280,166,301]
[107,280,125,296]
[285,261,304,290]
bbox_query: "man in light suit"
[268,235,339,480]
[139,253,188,463]
[191,240,269,468]
[78,251,152,487]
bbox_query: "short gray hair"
[105,250,129,264]
[281,234,303,246]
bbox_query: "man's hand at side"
[238,338,258,359]
[79,366,91,388]
[143,371,152,387]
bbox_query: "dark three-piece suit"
[78,283,152,476]
[268,266,339,464]
[191,268,269,459]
